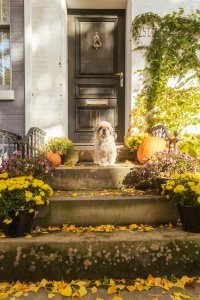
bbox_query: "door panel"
[68,9,125,143]
[76,16,117,75]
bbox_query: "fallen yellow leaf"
[48,292,57,299]
[71,193,78,197]
[126,285,136,292]
[173,291,190,299]
[111,296,122,300]
[91,286,97,294]
[72,286,87,298]
[116,284,125,290]
[0,292,8,299]
[60,284,72,297]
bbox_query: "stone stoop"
[1,162,199,283]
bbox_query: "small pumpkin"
[137,136,168,164]
[46,153,61,167]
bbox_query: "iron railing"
[0,129,22,165]
[147,124,179,152]
[0,127,46,165]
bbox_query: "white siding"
[31,0,66,137]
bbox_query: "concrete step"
[40,165,178,228]
[49,164,140,191]
[33,190,179,228]
[1,226,200,282]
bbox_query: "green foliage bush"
[178,133,200,158]
[129,9,200,135]
[124,133,149,152]
[40,137,74,158]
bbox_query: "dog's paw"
[99,163,109,167]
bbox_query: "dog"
[94,121,117,167]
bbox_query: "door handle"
[115,72,124,87]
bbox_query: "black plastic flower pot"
[178,205,200,233]
[3,210,34,238]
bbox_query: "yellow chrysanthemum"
[25,190,33,201]
[0,176,52,219]
[173,185,187,193]
[0,172,8,179]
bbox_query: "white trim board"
[65,0,127,9]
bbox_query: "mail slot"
[86,99,108,105]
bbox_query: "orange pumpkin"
[46,153,61,167]
[137,136,168,164]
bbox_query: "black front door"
[68,9,125,143]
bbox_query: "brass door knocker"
[93,32,102,50]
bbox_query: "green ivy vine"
[129,8,200,135]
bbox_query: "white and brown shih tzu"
[94,121,117,167]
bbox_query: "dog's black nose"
[102,129,106,135]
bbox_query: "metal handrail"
[147,124,180,152]
[0,127,46,164]
[0,129,22,163]
[15,127,46,158]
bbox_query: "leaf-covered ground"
[0,221,174,238]
[0,275,200,299]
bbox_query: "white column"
[61,0,68,136]
[24,0,33,133]
[125,0,133,134]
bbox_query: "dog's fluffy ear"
[109,125,114,134]
[94,124,99,133]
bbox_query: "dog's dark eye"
[99,127,102,130]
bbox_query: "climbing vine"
[128,8,200,135]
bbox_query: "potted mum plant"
[0,175,53,237]
[162,173,200,233]
[0,151,55,180]
[124,133,149,152]
[40,137,74,165]
[133,150,200,191]
[124,133,149,162]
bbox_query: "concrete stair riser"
[50,166,137,191]
[33,194,179,227]
[0,229,200,282]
